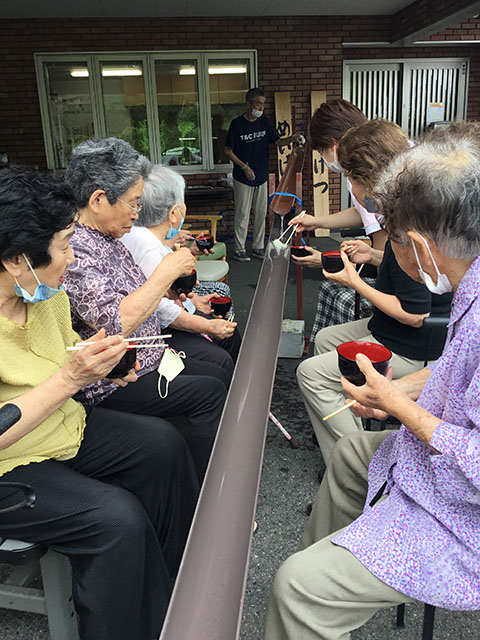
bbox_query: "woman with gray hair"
[264,123,480,639]
[121,165,241,372]
[63,138,229,482]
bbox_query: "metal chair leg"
[40,551,79,640]
[422,604,436,640]
[396,603,405,628]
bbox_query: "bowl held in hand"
[337,341,391,386]
[105,347,137,379]
[322,250,344,273]
[210,296,232,316]
[291,246,310,258]
[172,270,197,295]
[196,235,215,251]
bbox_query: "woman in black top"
[296,120,452,465]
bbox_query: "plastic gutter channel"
[159,220,291,640]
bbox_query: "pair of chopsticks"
[66,334,172,351]
[276,210,306,245]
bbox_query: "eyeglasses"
[118,198,142,213]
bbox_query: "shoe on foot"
[233,250,251,262]
[252,248,265,259]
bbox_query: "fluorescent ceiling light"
[209,65,247,75]
[178,65,247,76]
[70,68,143,78]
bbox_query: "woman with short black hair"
[0,166,198,640]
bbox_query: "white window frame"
[35,50,257,173]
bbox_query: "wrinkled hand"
[61,329,128,391]
[109,360,140,388]
[287,212,317,233]
[290,246,323,268]
[242,165,256,181]
[340,240,373,265]
[323,249,359,288]
[163,247,196,279]
[164,229,194,250]
[205,319,237,340]
[341,353,396,420]
[189,292,216,315]
[292,134,306,147]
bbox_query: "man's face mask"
[166,206,185,240]
[410,234,453,295]
[14,254,64,304]
[251,107,263,119]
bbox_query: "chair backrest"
[0,404,36,515]
[422,316,450,367]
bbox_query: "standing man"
[225,88,303,262]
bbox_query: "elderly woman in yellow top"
[0,167,198,640]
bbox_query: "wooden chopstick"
[124,335,172,341]
[322,399,356,421]
[75,334,172,346]
[276,211,306,242]
[67,344,166,351]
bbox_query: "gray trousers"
[233,178,268,253]
[264,431,414,640]
[297,318,428,465]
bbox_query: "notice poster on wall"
[427,102,445,124]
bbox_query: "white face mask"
[251,108,263,119]
[323,149,345,174]
[410,234,453,295]
[157,348,185,398]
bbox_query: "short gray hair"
[65,138,151,208]
[137,165,186,227]
[375,129,480,259]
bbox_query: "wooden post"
[274,92,293,179]
[310,91,330,237]
[295,171,303,321]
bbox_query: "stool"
[0,538,79,640]
[195,260,229,283]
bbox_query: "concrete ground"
[1,234,479,639]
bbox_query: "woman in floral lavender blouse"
[265,124,480,639]
[64,138,229,482]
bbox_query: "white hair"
[137,165,186,227]
[375,134,480,260]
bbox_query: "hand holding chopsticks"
[67,334,172,351]
[277,210,306,244]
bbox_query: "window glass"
[208,58,250,164]
[44,62,94,169]
[100,61,149,157]
[154,59,202,167]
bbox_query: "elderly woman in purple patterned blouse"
[264,123,480,639]
[63,138,229,482]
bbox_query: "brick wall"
[392,0,479,43]
[0,15,478,219]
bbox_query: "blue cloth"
[225,114,279,186]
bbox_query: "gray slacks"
[233,178,268,253]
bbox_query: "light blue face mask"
[166,208,185,240]
[14,254,64,304]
